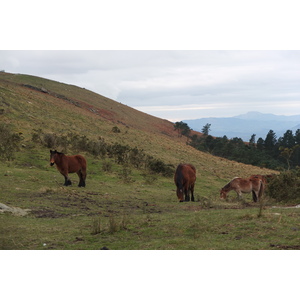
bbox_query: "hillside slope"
[0,72,274,183]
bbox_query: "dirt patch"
[270,244,300,250]
[31,208,66,218]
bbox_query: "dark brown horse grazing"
[50,150,87,187]
[174,164,196,202]
[220,177,264,202]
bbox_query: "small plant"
[108,215,119,233]
[257,198,264,218]
[91,217,101,235]
[102,160,112,172]
[198,196,213,208]
[142,173,158,185]
[118,165,133,183]
[120,214,129,230]
[112,126,121,133]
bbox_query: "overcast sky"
[1,50,300,121]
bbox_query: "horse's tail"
[77,155,87,179]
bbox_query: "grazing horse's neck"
[55,153,64,164]
[222,182,232,192]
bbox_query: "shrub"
[147,157,174,177]
[129,147,145,169]
[112,126,121,133]
[102,160,113,172]
[118,165,134,183]
[266,169,300,202]
[43,133,58,148]
[0,123,22,161]
[91,218,102,235]
[87,139,107,158]
[108,143,130,164]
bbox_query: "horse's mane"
[175,165,184,189]
[53,150,64,155]
[222,177,240,191]
[222,182,231,191]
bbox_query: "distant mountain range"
[183,111,300,141]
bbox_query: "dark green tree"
[278,129,295,148]
[264,130,277,152]
[256,137,264,150]
[249,134,256,148]
[174,121,191,138]
[201,123,211,136]
[295,129,300,145]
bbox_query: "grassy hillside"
[0,72,273,178]
[1,72,299,250]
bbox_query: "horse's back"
[229,177,252,192]
[186,164,196,182]
[67,155,87,172]
[175,163,196,185]
[74,154,86,164]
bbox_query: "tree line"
[174,121,300,170]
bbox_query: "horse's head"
[176,188,184,202]
[220,189,227,199]
[50,150,57,166]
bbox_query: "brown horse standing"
[50,150,87,187]
[174,164,196,202]
[220,177,264,202]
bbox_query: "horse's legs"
[236,191,242,201]
[190,184,195,202]
[252,190,258,202]
[63,174,72,186]
[184,188,190,201]
[77,170,86,187]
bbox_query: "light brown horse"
[174,164,196,202]
[50,150,87,187]
[220,176,264,202]
[249,174,275,185]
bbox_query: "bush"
[118,165,134,183]
[266,169,300,202]
[147,157,174,177]
[0,124,22,161]
[30,129,174,176]
[129,147,145,169]
[102,160,112,172]
[112,126,121,133]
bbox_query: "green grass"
[1,148,299,250]
[1,72,297,250]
